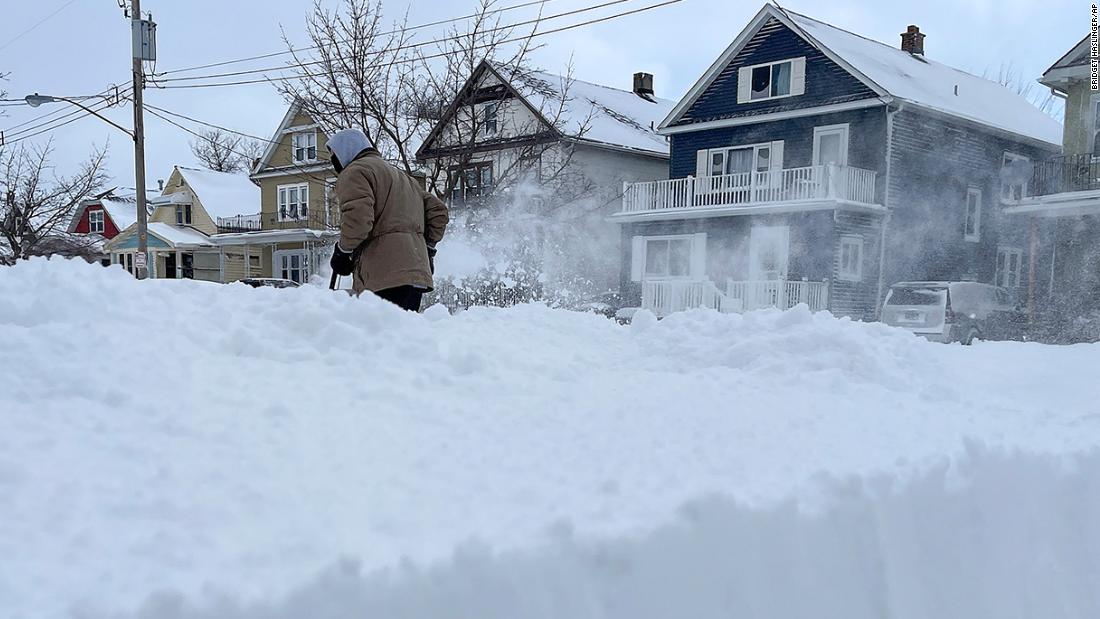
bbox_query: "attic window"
[88,209,105,233]
[482,102,499,135]
[292,131,318,163]
[751,61,791,99]
[176,204,192,225]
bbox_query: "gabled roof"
[662,4,1062,147]
[1040,35,1090,92]
[67,188,155,233]
[1046,36,1090,73]
[172,166,260,220]
[106,221,214,250]
[251,98,307,177]
[417,60,673,159]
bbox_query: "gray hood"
[328,129,372,169]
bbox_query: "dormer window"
[88,209,105,233]
[176,204,192,225]
[292,131,318,163]
[737,57,806,103]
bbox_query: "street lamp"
[24,92,149,279]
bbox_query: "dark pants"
[375,285,424,312]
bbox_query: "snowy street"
[3,259,1100,618]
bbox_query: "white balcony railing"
[622,164,877,214]
[640,279,829,316]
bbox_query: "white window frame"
[746,59,794,102]
[291,131,318,163]
[996,246,1024,289]
[277,183,310,222]
[964,187,982,242]
[1001,151,1029,202]
[273,249,310,283]
[638,234,696,281]
[812,124,850,167]
[88,209,105,233]
[838,235,863,282]
[324,177,338,228]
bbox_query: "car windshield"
[887,287,946,306]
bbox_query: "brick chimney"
[633,72,655,99]
[900,25,925,55]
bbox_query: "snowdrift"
[2,258,1099,618]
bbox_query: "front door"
[749,225,790,281]
[163,253,177,279]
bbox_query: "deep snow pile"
[3,258,1100,618]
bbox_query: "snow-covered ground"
[3,258,1100,618]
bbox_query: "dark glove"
[330,244,355,277]
[427,244,437,275]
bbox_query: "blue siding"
[883,108,1059,293]
[675,17,877,126]
[669,106,888,191]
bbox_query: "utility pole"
[129,0,154,279]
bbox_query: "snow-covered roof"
[512,69,674,156]
[175,167,260,220]
[68,188,156,233]
[783,9,1062,146]
[147,222,214,247]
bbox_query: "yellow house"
[106,165,260,281]
[247,99,339,283]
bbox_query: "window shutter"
[695,150,709,177]
[690,233,707,279]
[737,66,752,103]
[630,236,645,282]
[790,57,806,96]
[769,141,784,170]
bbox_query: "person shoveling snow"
[327,128,449,311]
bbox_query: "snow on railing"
[216,213,262,232]
[640,279,829,316]
[622,165,877,214]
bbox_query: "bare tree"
[190,128,264,173]
[0,141,109,265]
[986,62,1063,122]
[280,0,593,209]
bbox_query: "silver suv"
[882,281,1025,344]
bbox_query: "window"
[175,204,192,225]
[292,131,318,163]
[483,102,499,135]
[644,237,692,279]
[274,250,309,283]
[751,61,792,100]
[704,143,776,177]
[116,253,134,275]
[736,58,804,103]
[447,162,493,206]
[88,209,105,233]
[838,235,863,281]
[964,187,982,242]
[1092,97,1100,156]
[278,184,310,221]
[996,247,1023,289]
[1001,152,1030,201]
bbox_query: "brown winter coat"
[336,150,448,294]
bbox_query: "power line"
[144,103,276,144]
[155,0,683,91]
[0,0,79,53]
[1,86,130,133]
[2,99,121,146]
[153,0,634,85]
[156,0,564,77]
[2,88,133,140]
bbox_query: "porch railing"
[640,278,829,316]
[1029,153,1100,197]
[622,164,877,214]
[725,279,830,312]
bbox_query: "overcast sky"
[0,0,1083,188]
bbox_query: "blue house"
[614,4,1061,319]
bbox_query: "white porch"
[641,278,830,317]
[619,164,878,217]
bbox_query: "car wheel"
[963,328,980,346]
